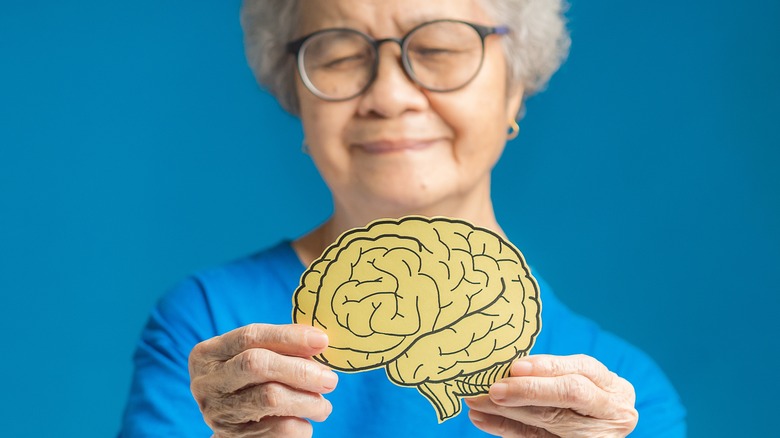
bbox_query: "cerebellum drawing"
[293,216,541,422]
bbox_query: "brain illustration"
[293,216,541,422]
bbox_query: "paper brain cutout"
[293,216,541,422]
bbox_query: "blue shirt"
[119,241,686,436]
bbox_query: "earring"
[507,119,520,140]
[301,140,310,155]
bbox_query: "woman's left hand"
[464,354,638,437]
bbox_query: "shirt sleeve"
[118,277,216,437]
[533,276,687,437]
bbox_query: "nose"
[356,40,429,118]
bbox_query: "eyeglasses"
[286,19,509,101]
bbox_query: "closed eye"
[412,47,459,56]
[321,53,370,70]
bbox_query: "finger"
[469,408,559,438]
[474,375,613,418]
[195,324,329,362]
[510,355,618,391]
[212,416,313,438]
[202,347,338,394]
[204,382,333,426]
[470,402,635,438]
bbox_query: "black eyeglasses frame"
[286,19,510,101]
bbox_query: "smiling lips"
[355,138,441,154]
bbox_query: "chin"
[358,186,454,218]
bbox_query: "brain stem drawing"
[293,216,541,422]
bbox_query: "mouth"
[354,139,441,154]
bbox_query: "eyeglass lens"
[299,21,486,100]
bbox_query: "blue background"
[1,0,777,436]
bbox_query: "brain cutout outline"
[293,216,541,422]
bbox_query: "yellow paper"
[293,216,541,422]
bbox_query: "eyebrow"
[302,14,465,39]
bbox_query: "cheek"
[297,80,334,142]
[297,91,358,183]
[299,97,350,149]
[449,55,512,157]
[433,88,508,160]
[299,98,328,143]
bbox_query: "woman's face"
[296,0,523,219]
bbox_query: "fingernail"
[321,370,338,390]
[511,360,533,375]
[490,382,508,401]
[306,331,328,349]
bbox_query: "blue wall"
[1,0,777,436]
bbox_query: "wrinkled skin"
[191,0,639,434]
[188,324,337,437]
[465,355,638,437]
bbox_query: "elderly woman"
[120,0,685,436]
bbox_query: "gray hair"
[240,0,570,116]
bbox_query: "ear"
[505,82,525,121]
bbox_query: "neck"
[292,182,504,267]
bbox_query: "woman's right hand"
[188,323,338,437]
